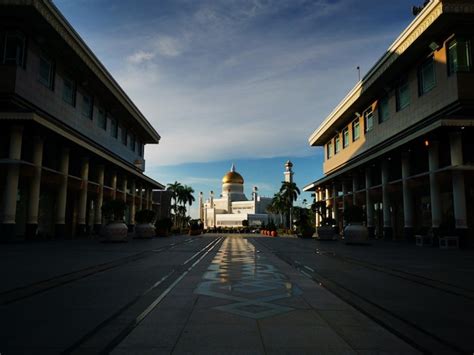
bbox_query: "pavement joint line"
[103,237,224,354]
[314,248,474,300]
[1,238,198,305]
[274,252,463,355]
[64,237,223,354]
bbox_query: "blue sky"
[55,0,419,217]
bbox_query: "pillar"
[324,187,330,220]
[342,182,347,225]
[381,160,392,239]
[26,136,44,239]
[122,176,128,202]
[401,152,414,239]
[428,140,441,232]
[365,166,374,238]
[139,184,144,210]
[94,165,105,233]
[315,190,321,227]
[450,132,468,236]
[332,183,339,231]
[1,125,23,240]
[55,148,69,238]
[111,171,117,200]
[352,174,358,206]
[130,180,136,225]
[77,157,89,235]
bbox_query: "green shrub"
[135,209,156,224]
[101,200,127,222]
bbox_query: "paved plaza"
[0,235,472,354]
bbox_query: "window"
[396,78,410,111]
[364,109,374,133]
[342,127,349,148]
[327,140,333,159]
[335,135,341,154]
[62,77,76,106]
[352,118,360,141]
[2,31,25,66]
[110,118,118,138]
[97,108,107,130]
[378,96,389,123]
[448,38,471,75]
[81,94,93,119]
[129,133,136,151]
[39,55,54,89]
[121,126,127,145]
[418,57,436,95]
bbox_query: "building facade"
[0,0,164,240]
[200,164,283,229]
[304,0,474,244]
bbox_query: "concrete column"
[149,188,154,210]
[401,152,414,239]
[1,126,23,240]
[324,187,330,219]
[130,180,136,225]
[352,174,358,206]
[450,132,467,232]
[77,157,89,235]
[26,136,44,239]
[342,182,348,226]
[381,160,392,239]
[332,183,339,228]
[365,166,374,238]
[139,185,143,210]
[94,165,104,232]
[111,172,117,200]
[55,148,70,238]
[315,190,321,227]
[428,141,441,231]
[122,176,128,202]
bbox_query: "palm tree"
[166,181,182,227]
[279,181,301,229]
[267,193,285,226]
[183,185,195,212]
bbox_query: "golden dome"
[222,164,244,184]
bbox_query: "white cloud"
[154,35,184,57]
[127,50,155,64]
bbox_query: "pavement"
[1,234,472,354]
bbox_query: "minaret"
[284,160,294,183]
[253,186,258,213]
[198,192,203,221]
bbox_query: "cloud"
[127,50,155,64]
[154,35,184,57]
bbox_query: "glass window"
[97,108,107,130]
[335,135,341,154]
[364,109,373,133]
[352,118,360,141]
[396,78,410,111]
[62,77,76,106]
[448,38,471,75]
[81,94,93,119]
[3,31,25,66]
[121,126,127,145]
[342,127,349,148]
[327,140,333,159]
[39,55,54,89]
[418,57,436,95]
[378,96,389,123]
[110,118,118,138]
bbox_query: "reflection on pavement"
[195,236,301,319]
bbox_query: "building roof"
[307,0,468,147]
[222,164,244,184]
[15,0,161,143]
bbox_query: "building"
[200,163,293,229]
[0,0,164,240]
[304,0,474,244]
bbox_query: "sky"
[55,0,420,217]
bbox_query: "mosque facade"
[199,162,293,229]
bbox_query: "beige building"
[0,0,164,240]
[304,0,474,245]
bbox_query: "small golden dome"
[222,164,244,184]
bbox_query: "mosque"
[199,162,294,229]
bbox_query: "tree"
[166,181,182,227]
[267,193,286,226]
[279,181,301,229]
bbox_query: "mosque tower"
[284,160,294,183]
